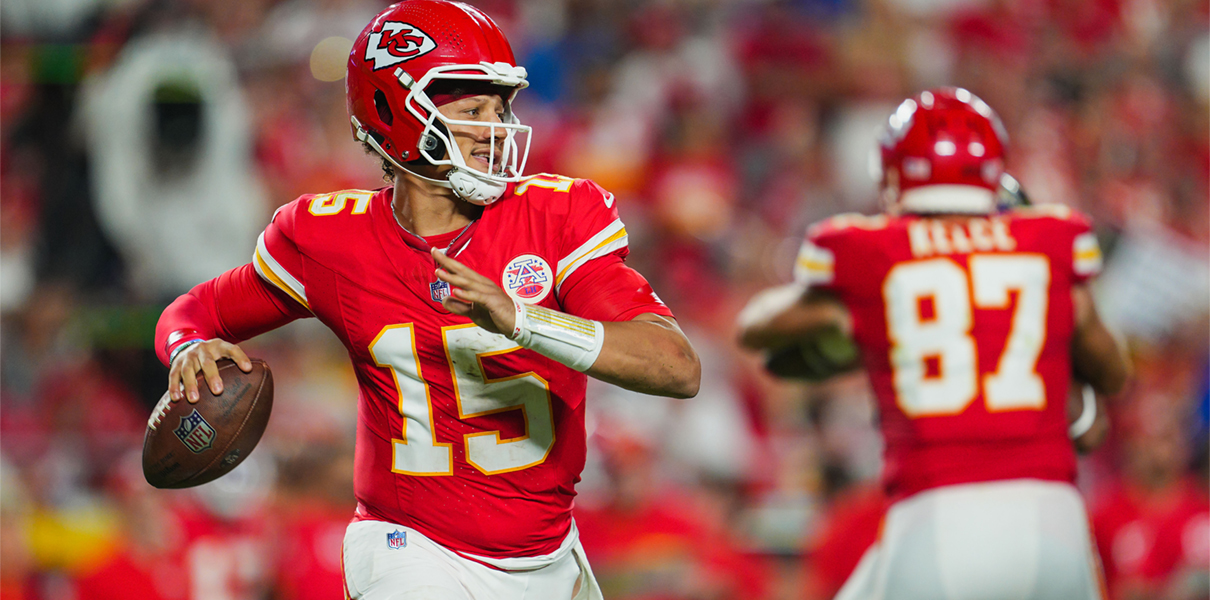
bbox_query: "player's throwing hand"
[168,339,253,403]
[432,248,516,336]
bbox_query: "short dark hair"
[362,141,395,183]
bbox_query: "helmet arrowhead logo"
[366,22,436,70]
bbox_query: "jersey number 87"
[884,254,1050,418]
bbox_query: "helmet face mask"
[402,63,530,185]
[875,87,1008,215]
[347,1,531,205]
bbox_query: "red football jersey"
[794,206,1103,499]
[254,175,672,559]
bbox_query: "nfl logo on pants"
[387,530,407,549]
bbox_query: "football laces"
[148,393,174,431]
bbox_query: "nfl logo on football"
[503,255,551,303]
[387,530,407,549]
[173,409,216,454]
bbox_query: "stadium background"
[1,0,1207,598]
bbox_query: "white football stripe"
[254,232,310,309]
[555,219,628,292]
[1073,232,1102,276]
[792,240,835,286]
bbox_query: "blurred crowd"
[1,0,1207,599]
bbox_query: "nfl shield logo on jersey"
[174,409,216,454]
[430,281,451,303]
[387,530,407,549]
[503,254,552,303]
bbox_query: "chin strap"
[353,117,506,205]
[446,169,506,204]
[396,163,505,205]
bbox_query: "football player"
[153,2,700,599]
[738,88,1128,600]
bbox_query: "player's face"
[438,94,507,175]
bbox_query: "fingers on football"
[177,356,203,403]
[168,361,186,402]
[229,345,253,373]
[200,356,224,397]
[169,348,204,403]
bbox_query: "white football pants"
[342,520,603,600]
[835,479,1104,600]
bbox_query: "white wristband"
[1069,385,1098,438]
[510,299,604,372]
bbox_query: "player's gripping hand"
[169,339,253,403]
[764,323,861,381]
[432,248,516,336]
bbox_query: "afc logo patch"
[503,254,552,303]
[387,530,407,549]
[365,22,436,71]
[174,409,216,454]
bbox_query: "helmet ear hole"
[413,121,451,165]
[421,134,440,152]
[374,90,393,126]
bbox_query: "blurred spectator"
[174,454,277,600]
[71,452,175,600]
[67,451,277,600]
[270,442,355,600]
[1095,226,1210,344]
[799,483,884,600]
[79,29,266,300]
[1092,389,1210,600]
[576,425,772,600]
[1,454,35,599]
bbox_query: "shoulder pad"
[807,213,889,238]
[570,178,615,207]
[1009,203,1090,223]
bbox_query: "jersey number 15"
[369,324,555,476]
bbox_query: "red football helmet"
[347,0,530,204]
[875,87,1008,214]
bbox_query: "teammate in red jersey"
[153,2,700,599]
[739,87,1128,600]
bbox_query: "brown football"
[142,358,274,489]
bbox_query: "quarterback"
[154,2,700,599]
[739,88,1128,599]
